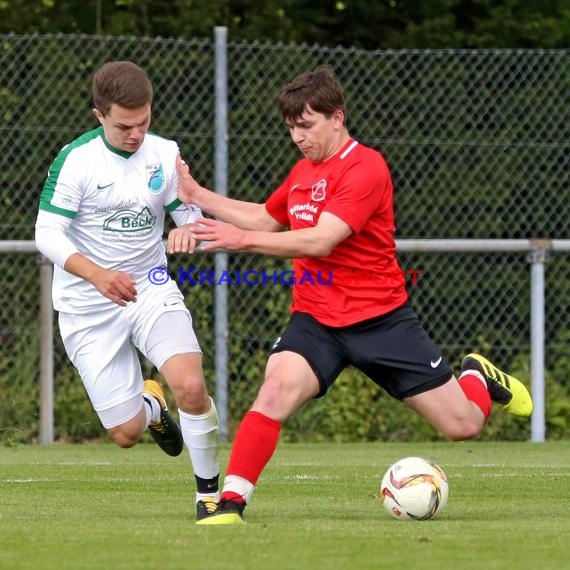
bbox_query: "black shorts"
[270,302,452,400]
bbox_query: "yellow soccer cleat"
[461,353,533,418]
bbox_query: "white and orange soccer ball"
[380,456,449,520]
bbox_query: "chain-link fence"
[0,33,568,443]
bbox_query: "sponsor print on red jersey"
[265,138,408,327]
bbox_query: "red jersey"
[265,138,408,327]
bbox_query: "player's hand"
[167,223,200,254]
[176,154,202,204]
[189,218,245,251]
[90,269,137,306]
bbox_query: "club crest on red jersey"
[311,179,327,202]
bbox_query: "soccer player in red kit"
[171,66,533,524]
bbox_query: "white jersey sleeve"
[169,202,203,226]
[35,210,78,268]
[161,148,203,226]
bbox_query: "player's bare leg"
[161,352,221,522]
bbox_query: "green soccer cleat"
[461,353,533,418]
[195,499,245,525]
[144,380,184,457]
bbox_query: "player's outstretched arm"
[176,155,277,232]
[190,212,352,258]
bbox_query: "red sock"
[459,372,492,419]
[221,411,282,501]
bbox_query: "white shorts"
[58,280,201,429]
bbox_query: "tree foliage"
[1,0,569,48]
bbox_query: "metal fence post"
[39,256,54,444]
[214,26,229,441]
[528,244,548,443]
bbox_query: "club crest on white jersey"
[146,163,165,193]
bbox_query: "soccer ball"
[379,456,449,520]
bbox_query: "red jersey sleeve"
[324,149,392,234]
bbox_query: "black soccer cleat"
[196,497,219,523]
[195,498,245,525]
[144,380,184,457]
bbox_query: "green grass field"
[1,441,569,570]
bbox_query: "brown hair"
[92,61,153,116]
[278,66,346,123]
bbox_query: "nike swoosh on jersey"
[97,181,115,190]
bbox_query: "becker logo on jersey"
[146,163,165,193]
[103,206,157,233]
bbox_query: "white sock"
[178,397,220,481]
[196,491,220,503]
[142,394,161,426]
[460,369,487,388]
[222,474,256,504]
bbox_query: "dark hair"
[92,61,153,116]
[278,66,346,123]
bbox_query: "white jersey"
[37,127,200,313]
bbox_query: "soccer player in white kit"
[35,61,220,522]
